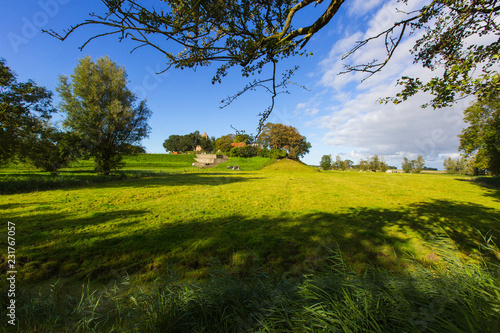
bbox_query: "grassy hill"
[213,156,276,171]
[261,158,317,172]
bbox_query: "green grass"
[212,156,276,171]
[1,158,499,331]
[0,154,200,194]
[0,170,170,195]
[68,153,196,170]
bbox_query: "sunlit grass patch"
[212,156,275,171]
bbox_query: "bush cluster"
[228,146,287,159]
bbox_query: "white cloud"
[296,100,320,116]
[347,0,385,17]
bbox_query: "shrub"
[229,146,257,157]
[268,148,287,159]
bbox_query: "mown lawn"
[1,159,499,285]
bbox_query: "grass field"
[1,156,500,331]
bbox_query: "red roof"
[231,142,246,148]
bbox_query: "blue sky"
[1,0,471,168]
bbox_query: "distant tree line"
[163,123,311,160]
[1,57,151,175]
[320,155,425,173]
[320,89,500,176]
[321,155,392,172]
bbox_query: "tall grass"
[5,234,499,332]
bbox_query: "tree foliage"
[163,131,214,152]
[234,133,252,144]
[215,134,235,153]
[320,154,332,170]
[369,155,381,171]
[459,91,500,175]
[332,155,342,170]
[198,133,214,152]
[415,155,425,173]
[121,143,147,154]
[401,155,425,173]
[343,159,354,171]
[57,56,152,175]
[401,157,413,173]
[26,124,82,173]
[0,58,56,165]
[46,0,500,124]
[343,0,500,108]
[443,156,478,175]
[355,156,388,172]
[258,122,311,159]
[163,134,189,153]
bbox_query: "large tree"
[46,0,500,128]
[258,122,311,159]
[57,56,152,175]
[163,134,189,153]
[459,92,500,175]
[0,58,56,165]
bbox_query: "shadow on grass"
[84,173,261,192]
[0,171,258,194]
[454,176,500,202]
[8,198,499,284]
[472,176,500,201]
[0,208,150,281]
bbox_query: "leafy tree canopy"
[26,124,82,173]
[0,58,56,164]
[320,154,332,170]
[122,143,147,154]
[163,134,189,153]
[443,156,478,175]
[57,56,152,175]
[46,0,500,128]
[163,131,214,152]
[258,122,311,159]
[215,134,235,153]
[401,155,425,173]
[234,133,252,144]
[459,91,500,175]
